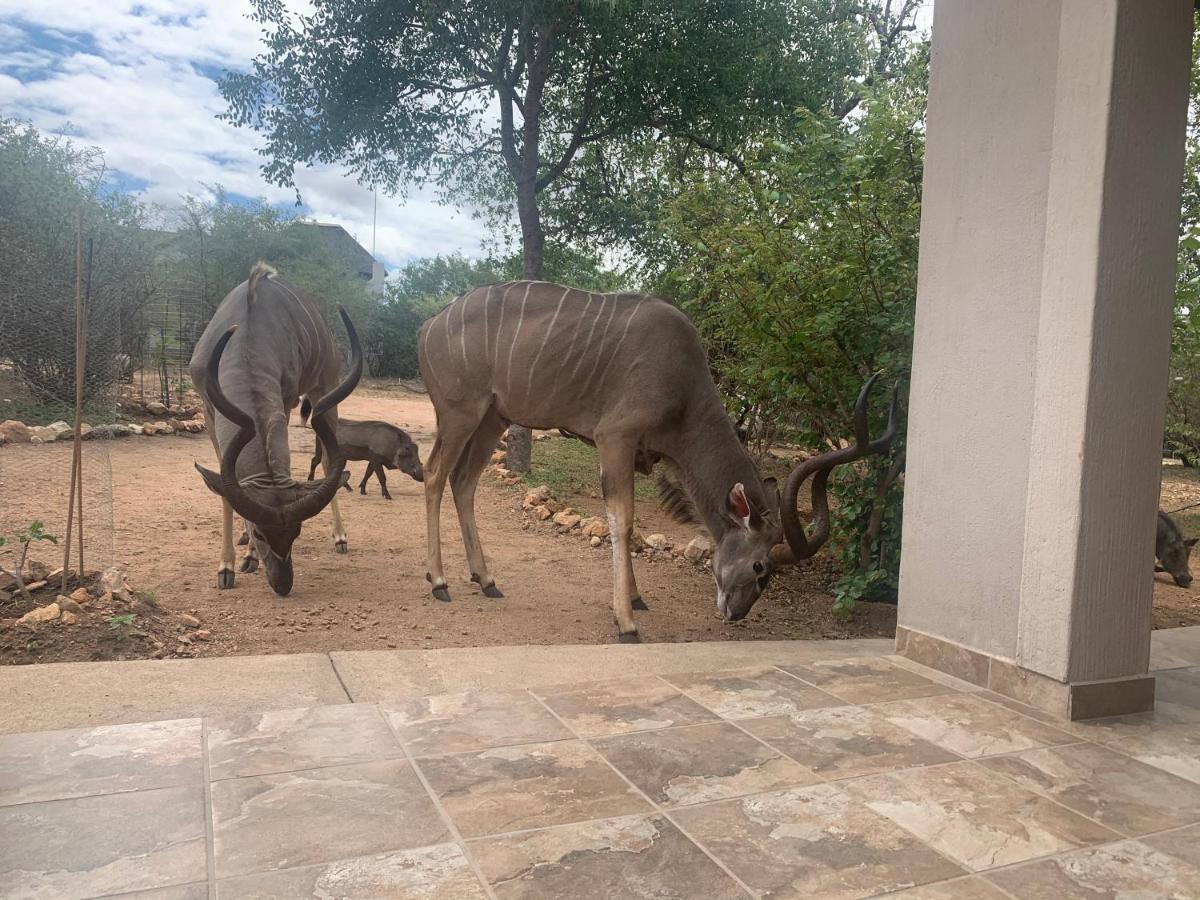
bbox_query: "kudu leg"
[239,516,260,573]
[597,438,641,642]
[451,409,506,598]
[307,443,321,481]
[218,499,236,589]
[315,408,349,553]
[424,408,486,602]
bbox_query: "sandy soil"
[0,383,895,662]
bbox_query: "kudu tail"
[247,261,277,304]
[299,395,313,426]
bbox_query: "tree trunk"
[506,181,544,473]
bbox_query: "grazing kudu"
[190,263,363,596]
[1156,510,1196,588]
[418,281,896,641]
[300,410,425,498]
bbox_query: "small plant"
[0,521,58,605]
[106,613,136,641]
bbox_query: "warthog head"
[393,435,424,482]
[1157,511,1197,588]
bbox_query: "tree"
[0,120,157,408]
[655,41,927,608]
[220,0,874,469]
[1166,17,1200,466]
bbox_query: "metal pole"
[62,212,83,593]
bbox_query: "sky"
[0,0,493,273]
[0,0,934,275]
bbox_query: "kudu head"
[711,376,898,621]
[195,306,363,596]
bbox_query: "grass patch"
[522,437,659,513]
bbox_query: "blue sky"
[0,0,492,272]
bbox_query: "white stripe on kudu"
[580,295,620,395]
[458,291,472,366]
[592,300,644,392]
[525,286,572,404]
[551,292,595,403]
[505,282,533,397]
[568,294,609,384]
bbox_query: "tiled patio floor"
[3,655,1200,898]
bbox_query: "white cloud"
[0,0,496,270]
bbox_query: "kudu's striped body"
[189,263,363,596]
[419,281,896,641]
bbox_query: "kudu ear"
[195,463,225,497]
[727,483,752,529]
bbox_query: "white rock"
[645,533,672,551]
[17,603,60,625]
[684,536,714,561]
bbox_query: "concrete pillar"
[897,0,1194,719]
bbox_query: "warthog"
[1156,510,1196,588]
[300,402,424,500]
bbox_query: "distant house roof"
[300,222,383,282]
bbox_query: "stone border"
[0,417,206,446]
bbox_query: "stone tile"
[211,758,447,878]
[0,718,202,806]
[0,652,350,736]
[217,844,488,899]
[740,705,959,781]
[979,742,1200,835]
[1086,716,1200,786]
[882,876,1011,899]
[416,740,649,838]
[207,704,401,780]
[533,677,716,737]
[845,762,1118,871]
[383,690,573,756]
[661,667,843,720]
[1142,822,1200,869]
[1154,666,1200,710]
[105,885,210,900]
[1150,625,1200,671]
[783,656,959,704]
[895,626,990,687]
[886,654,988,693]
[469,813,745,899]
[985,840,1200,899]
[591,721,816,807]
[0,785,206,899]
[877,692,1077,758]
[672,784,964,899]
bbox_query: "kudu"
[299,408,425,498]
[1156,510,1196,588]
[190,263,363,596]
[418,281,896,641]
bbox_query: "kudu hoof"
[617,630,641,644]
[217,569,235,590]
[631,595,649,611]
[240,557,259,574]
[471,574,504,599]
[431,585,452,603]
[335,539,349,554]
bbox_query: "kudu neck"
[670,402,764,542]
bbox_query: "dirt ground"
[1,382,896,664]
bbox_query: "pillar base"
[895,626,1155,721]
